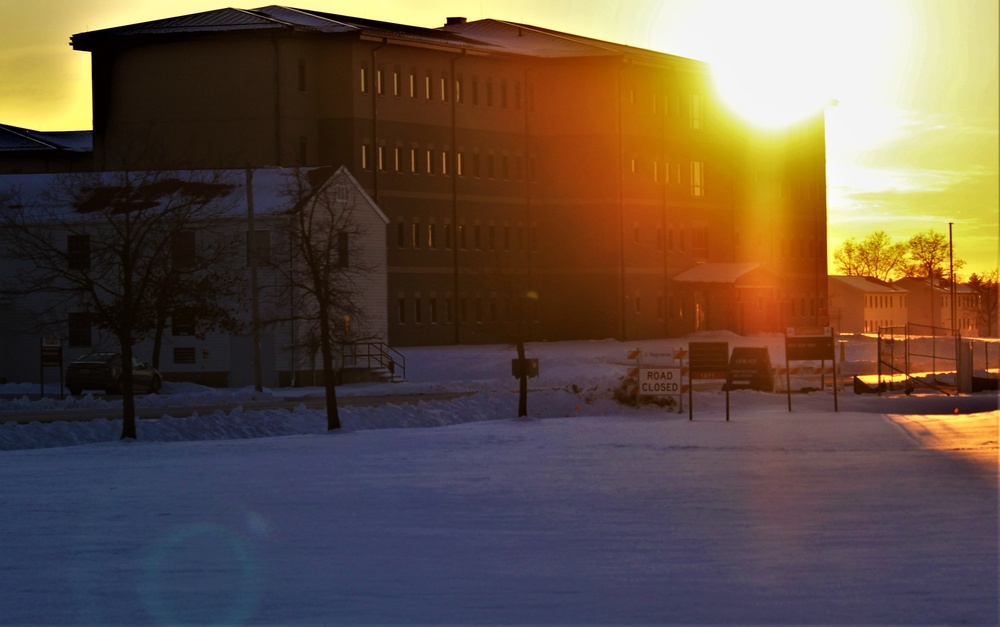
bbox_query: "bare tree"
[269,167,383,431]
[968,270,999,337]
[0,170,240,439]
[832,230,908,280]
[905,229,964,279]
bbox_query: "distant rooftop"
[71,5,702,67]
[0,124,93,153]
[829,275,904,293]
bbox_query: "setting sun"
[659,0,908,127]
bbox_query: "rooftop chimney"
[445,17,467,26]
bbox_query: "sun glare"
[658,0,907,129]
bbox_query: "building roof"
[0,166,372,220]
[672,262,764,284]
[829,275,906,294]
[893,276,977,294]
[0,124,92,153]
[71,5,704,67]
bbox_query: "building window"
[377,145,385,171]
[409,70,416,98]
[172,231,196,268]
[444,223,453,250]
[68,312,92,348]
[440,74,448,101]
[456,152,464,176]
[410,148,417,173]
[441,150,449,176]
[690,94,703,129]
[361,144,370,170]
[394,147,401,172]
[411,222,421,248]
[360,66,368,93]
[458,224,466,250]
[690,161,704,197]
[455,77,463,104]
[246,230,271,266]
[172,311,196,336]
[398,297,407,324]
[337,232,349,268]
[426,149,433,174]
[427,224,436,249]
[173,347,196,365]
[67,234,90,270]
[393,69,400,96]
[425,74,432,99]
[429,298,438,324]
[376,68,384,95]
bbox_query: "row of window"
[362,143,708,196]
[394,221,537,253]
[357,65,706,130]
[866,294,906,309]
[64,231,349,271]
[396,293,542,326]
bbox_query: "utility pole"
[246,167,264,393]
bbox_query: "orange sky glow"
[1,0,996,276]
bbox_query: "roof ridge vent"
[445,17,467,26]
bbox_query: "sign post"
[688,341,730,421]
[784,327,838,412]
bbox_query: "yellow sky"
[1,0,997,276]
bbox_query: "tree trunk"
[318,312,341,430]
[517,340,528,417]
[120,334,137,440]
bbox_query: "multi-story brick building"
[68,5,828,346]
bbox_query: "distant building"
[893,277,979,336]
[0,124,93,174]
[0,166,391,387]
[62,6,829,346]
[0,8,835,351]
[828,275,908,334]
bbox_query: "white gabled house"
[828,275,909,334]
[0,165,392,388]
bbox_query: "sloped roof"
[71,5,704,66]
[0,124,92,153]
[829,275,905,294]
[893,276,976,294]
[672,262,765,284]
[0,166,369,220]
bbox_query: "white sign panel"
[638,368,681,396]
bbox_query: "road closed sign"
[638,368,681,396]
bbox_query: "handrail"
[342,341,406,381]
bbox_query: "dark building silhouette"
[64,6,829,346]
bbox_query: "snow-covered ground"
[1,334,997,624]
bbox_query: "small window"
[172,231,196,268]
[337,232,349,268]
[360,66,368,93]
[67,234,90,271]
[690,94,703,129]
[690,161,704,197]
[398,297,407,324]
[172,311,196,336]
[173,347,196,365]
[246,230,271,266]
[68,312,92,348]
